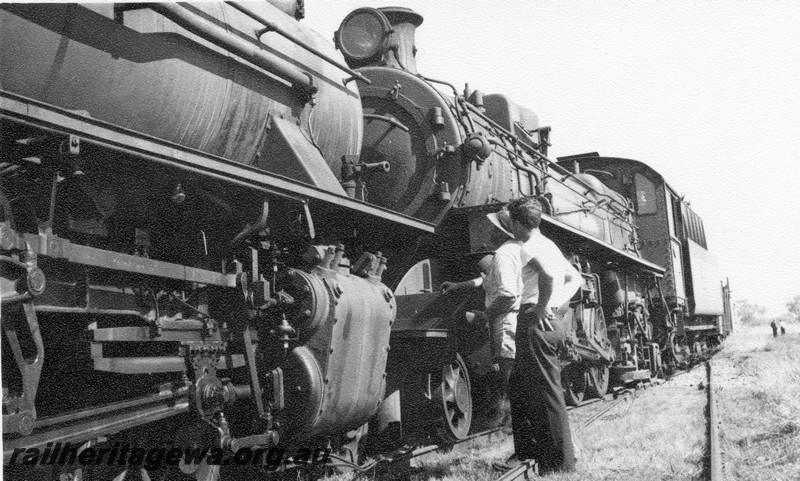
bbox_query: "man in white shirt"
[494,197,582,474]
[440,209,519,425]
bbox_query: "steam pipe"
[150,3,316,96]
[227,1,371,85]
[363,113,409,132]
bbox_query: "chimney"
[379,7,423,74]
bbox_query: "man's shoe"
[492,454,532,472]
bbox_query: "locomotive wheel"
[663,331,682,366]
[586,363,610,398]
[562,365,587,406]
[436,353,473,442]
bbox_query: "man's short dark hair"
[507,197,542,230]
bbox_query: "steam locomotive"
[0,2,732,478]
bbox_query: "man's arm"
[440,276,483,295]
[526,253,583,331]
[554,259,582,308]
[525,255,557,330]
[484,295,517,322]
[525,241,582,329]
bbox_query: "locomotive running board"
[0,91,435,234]
[540,213,665,273]
[16,230,237,288]
[452,204,665,274]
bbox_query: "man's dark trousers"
[509,308,575,474]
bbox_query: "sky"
[303,0,800,316]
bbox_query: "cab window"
[634,172,657,215]
[666,195,678,238]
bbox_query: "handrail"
[149,3,316,96]
[226,1,371,85]
[363,113,409,132]
[461,100,631,216]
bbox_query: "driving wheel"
[562,364,587,406]
[436,353,472,441]
[587,363,610,398]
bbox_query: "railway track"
[324,426,509,474]
[323,384,642,478]
[706,360,724,481]
[489,362,725,481]
[311,354,721,478]
[492,386,640,481]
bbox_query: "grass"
[313,325,799,480]
[552,371,708,481]
[317,372,709,480]
[714,326,800,481]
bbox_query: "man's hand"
[526,304,555,331]
[440,281,459,295]
[465,310,487,324]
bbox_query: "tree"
[786,295,800,322]
[734,299,767,325]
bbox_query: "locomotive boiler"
[0,2,732,478]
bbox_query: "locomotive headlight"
[335,8,391,67]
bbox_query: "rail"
[324,385,640,476]
[491,358,719,481]
[492,386,638,481]
[325,426,507,472]
[707,360,724,481]
[494,459,538,481]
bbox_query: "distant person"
[780,319,787,336]
[771,319,778,337]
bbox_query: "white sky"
[304,1,800,316]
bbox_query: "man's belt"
[519,303,558,312]
[518,305,559,326]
